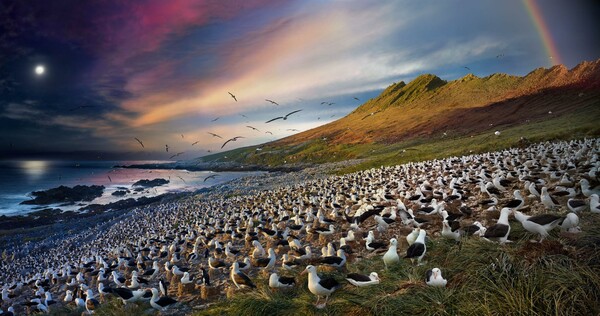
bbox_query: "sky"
[1,0,598,160]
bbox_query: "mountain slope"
[197,59,600,170]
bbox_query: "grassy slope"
[195,61,600,172]
[195,215,600,316]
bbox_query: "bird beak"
[433,271,438,279]
[300,269,307,276]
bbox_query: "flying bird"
[169,152,184,159]
[265,110,302,123]
[265,99,279,105]
[207,132,222,139]
[192,141,200,146]
[287,129,300,132]
[177,176,186,183]
[221,136,245,149]
[464,66,471,71]
[353,97,360,101]
[204,174,219,182]
[240,114,248,118]
[265,131,273,135]
[228,92,237,102]
[134,138,144,148]
[165,145,169,152]
[211,117,220,122]
[246,126,260,132]
[107,175,112,182]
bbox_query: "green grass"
[190,215,600,316]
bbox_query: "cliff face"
[274,59,600,146]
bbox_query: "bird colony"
[0,138,599,313]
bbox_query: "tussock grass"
[194,219,600,316]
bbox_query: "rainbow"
[523,0,562,66]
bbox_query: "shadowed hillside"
[196,60,600,171]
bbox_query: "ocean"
[0,160,259,216]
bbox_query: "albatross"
[514,210,563,242]
[346,272,380,287]
[425,268,447,287]
[302,265,341,308]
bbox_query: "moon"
[35,65,45,76]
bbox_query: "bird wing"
[208,132,222,138]
[233,136,245,140]
[527,214,563,225]
[234,272,256,288]
[425,269,433,282]
[265,117,283,123]
[221,139,233,148]
[228,92,237,101]
[405,243,425,258]
[192,141,199,146]
[285,109,302,118]
[134,138,144,148]
[484,224,509,238]
[318,277,340,290]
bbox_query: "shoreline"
[0,160,359,252]
[115,160,308,172]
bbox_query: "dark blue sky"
[1,0,598,160]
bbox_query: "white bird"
[425,268,447,287]
[540,187,560,209]
[580,179,600,197]
[382,238,400,269]
[560,212,580,233]
[406,228,420,246]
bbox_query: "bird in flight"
[228,92,237,102]
[240,114,248,118]
[287,129,300,132]
[204,174,219,182]
[165,144,169,152]
[134,137,144,148]
[192,141,200,146]
[221,136,245,149]
[463,66,471,71]
[177,176,186,183]
[107,175,112,182]
[265,99,279,105]
[246,126,260,132]
[265,131,273,135]
[207,132,222,138]
[169,152,184,159]
[265,109,302,123]
[361,109,382,120]
[211,117,220,122]
[353,97,360,101]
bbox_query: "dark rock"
[112,190,128,196]
[131,178,169,188]
[20,185,104,205]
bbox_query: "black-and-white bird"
[149,288,177,311]
[269,273,295,289]
[484,208,512,243]
[230,262,256,289]
[405,229,427,265]
[302,265,341,308]
[514,210,563,242]
[425,268,447,287]
[346,272,380,287]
